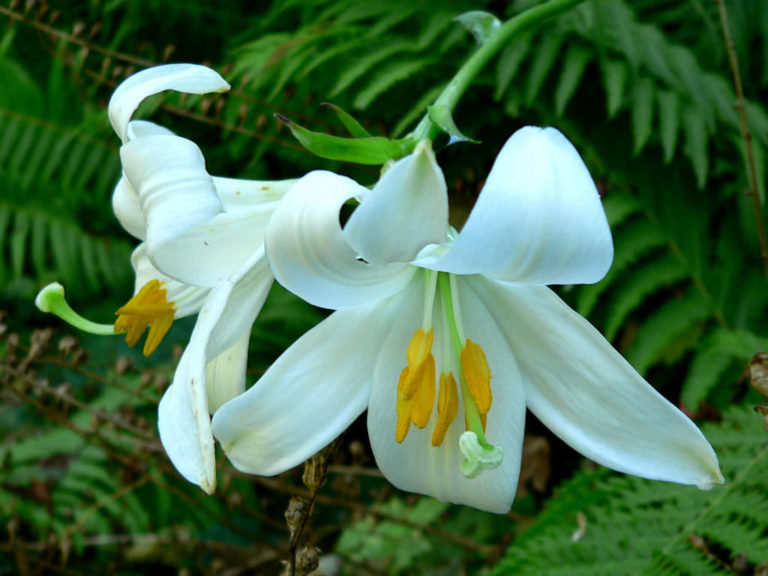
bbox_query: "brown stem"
[716,0,768,275]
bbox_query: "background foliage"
[1,0,767,574]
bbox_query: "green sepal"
[320,102,372,138]
[276,114,413,165]
[454,10,501,45]
[427,105,478,145]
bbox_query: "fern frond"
[492,406,768,576]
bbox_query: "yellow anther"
[432,372,459,447]
[395,329,437,443]
[114,279,175,356]
[461,339,492,415]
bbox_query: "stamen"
[461,339,492,415]
[114,279,175,356]
[432,372,458,447]
[395,329,436,443]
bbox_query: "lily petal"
[212,176,296,212]
[121,134,270,286]
[416,127,613,285]
[212,285,413,475]
[468,278,724,488]
[344,141,449,265]
[109,63,229,143]
[367,275,525,513]
[265,170,416,310]
[206,331,250,414]
[158,249,272,492]
[112,177,147,240]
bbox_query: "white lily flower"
[37,64,294,494]
[211,127,723,513]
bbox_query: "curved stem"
[412,0,586,142]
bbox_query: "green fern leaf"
[682,106,709,188]
[495,32,533,101]
[656,89,679,163]
[626,287,711,373]
[354,58,433,110]
[632,76,655,154]
[492,406,768,576]
[554,43,592,116]
[681,351,734,410]
[602,59,628,118]
[525,33,564,105]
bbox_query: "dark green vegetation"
[1,0,767,574]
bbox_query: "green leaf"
[427,105,478,144]
[554,44,592,116]
[454,10,501,45]
[277,114,412,164]
[681,351,734,410]
[492,406,768,576]
[631,76,654,155]
[656,90,680,163]
[354,58,431,109]
[602,59,628,118]
[626,288,711,374]
[682,106,709,188]
[495,32,532,101]
[320,102,372,138]
[525,33,564,105]
[604,253,689,341]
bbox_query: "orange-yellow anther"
[395,329,436,443]
[114,279,175,356]
[461,339,492,416]
[432,372,459,447]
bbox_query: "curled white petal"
[206,331,250,414]
[121,134,269,286]
[265,170,415,310]
[344,141,448,265]
[109,63,230,142]
[112,177,147,240]
[416,126,613,285]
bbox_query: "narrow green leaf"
[454,10,501,45]
[354,58,430,110]
[681,351,734,410]
[427,105,478,145]
[277,114,412,164]
[602,59,627,118]
[525,33,564,105]
[321,103,371,138]
[495,32,532,101]
[554,44,592,116]
[627,288,711,374]
[682,107,709,188]
[631,76,654,155]
[656,90,679,163]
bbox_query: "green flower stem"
[412,0,586,143]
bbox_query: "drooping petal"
[367,275,525,514]
[212,281,416,476]
[416,127,613,285]
[468,278,723,488]
[112,177,146,240]
[206,331,250,414]
[157,249,272,492]
[109,63,230,142]
[121,134,270,286]
[343,141,449,265]
[265,170,416,310]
